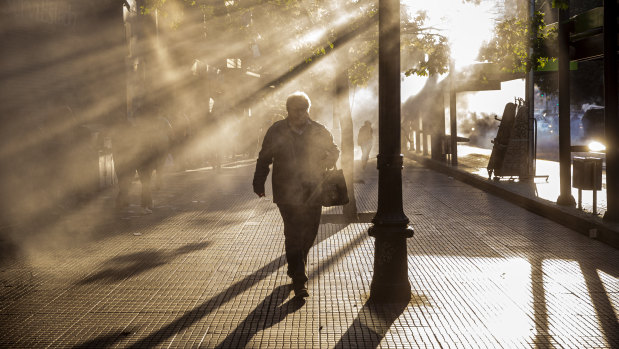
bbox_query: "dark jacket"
[253,119,339,205]
[357,124,373,147]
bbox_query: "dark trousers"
[360,144,372,169]
[277,204,322,284]
[116,160,155,209]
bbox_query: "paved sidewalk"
[1,158,618,348]
[409,146,619,249]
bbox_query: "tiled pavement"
[0,158,618,348]
[409,146,619,249]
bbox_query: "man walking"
[253,91,339,298]
[357,120,373,169]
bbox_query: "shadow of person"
[215,284,304,348]
[76,241,210,285]
[334,297,408,349]
[71,329,135,349]
[121,223,356,348]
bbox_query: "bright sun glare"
[401,0,503,103]
[404,0,496,69]
[589,141,606,152]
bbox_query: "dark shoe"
[294,286,309,298]
[293,281,309,298]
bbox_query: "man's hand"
[253,183,266,198]
[321,159,336,170]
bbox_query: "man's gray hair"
[286,91,311,111]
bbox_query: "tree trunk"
[334,61,358,221]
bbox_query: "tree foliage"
[477,9,557,74]
[401,11,450,77]
[139,0,458,85]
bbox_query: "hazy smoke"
[458,112,499,148]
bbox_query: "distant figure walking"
[357,120,373,169]
[253,91,339,298]
[113,105,172,213]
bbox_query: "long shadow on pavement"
[73,218,356,348]
[70,162,619,348]
[72,330,134,349]
[125,224,367,348]
[76,241,211,285]
[214,285,303,349]
[578,261,619,347]
[70,254,286,349]
[334,299,408,349]
[529,256,554,348]
[528,255,619,348]
[210,223,372,347]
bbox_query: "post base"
[368,223,414,238]
[368,225,414,303]
[556,194,576,207]
[603,210,619,223]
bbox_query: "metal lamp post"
[368,0,414,303]
[556,7,576,207]
[603,0,618,222]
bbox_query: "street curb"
[407,153,619,249]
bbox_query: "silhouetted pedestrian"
[357,120,373,169]
[113,105,172,213]
[253,91,339,298]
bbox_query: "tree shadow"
[334,298,409,349]
[76,241,210,285]
[214,285,304,349]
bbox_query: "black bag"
[320,167,349,207]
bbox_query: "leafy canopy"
[137,0,458,86]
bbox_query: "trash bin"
[573,157,602,190]
[573,156,603,214]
